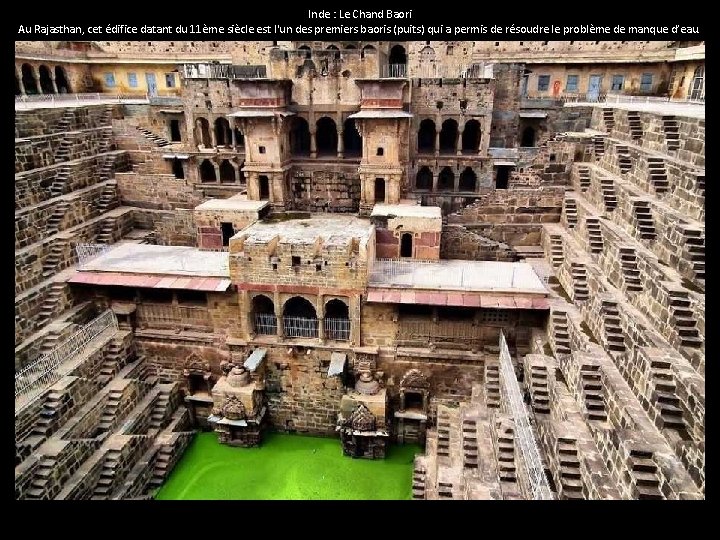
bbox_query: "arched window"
[199,160,216,182]
[400,233,414,258]
[214,117,231,147]
[462,120,481,153]
[389,44,407,65]
[219,159,235,183]
[437,166,455,190]
[418,119,436,153]
[439,119,459,154]
[415,166,433,190]
[196,117,211,148]
[343,118,362,157]
[38,65,54,94]
[325,299,350,341]
[458,167,477,192]
[344,44,357,50]
[316,117,338,156]
[290,117,311,156]
[21,64,37,94]
[521,126,536,148]
[283,297,318,338]
[54,66,71,93]
[253,295,277,335]
[361,44,376,58]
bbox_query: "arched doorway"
[415,166,432,190]
[521,126,536,148]
[214,118,231,147]
[439,119,459,154]
[418,119,436,153]
[326,44,340,59]
[374,178,385,203]
[400,232,413,258]
[459,167,477,192]
[361,44,376,58]
[325,299,350,340]
[283,297,318,338]
[199,160,216,182]
[252,295,277,335]
[259,175,270,200]
[219,160,235,183]
[437,167,455,190]
[290,117,311,156]
[21,64,37,94]
[38,65,54,94]
[54,66,71,93]
[171,158,184,179]
[344,44,357,50]
[316,117,337,156]
[196,117,211,148]
[343,118,362,157]
[389,44,407,65]
[462,120,481,153]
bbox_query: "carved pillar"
[34,71,43,95]
[434,130,440,157]
[316,294,325,341]
[213,163,220,183]
[456,129,462,156]
[50,73,58,94]
[233,163,240,184]
[337,130,344,159]
[231,124,237,150]
[310,130,317,158]
[432,173,438,192]
[274,291,283,338]
[16,66,25,95]
[210,122,217,149]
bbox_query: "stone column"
[274,292,283,338]
[50,73,58,94]
[456,129,462,156]
[231,125,237,151]
[337,131,344,159]
[210,122,217,149]
[432,173,439,192]
[317,295,325,342]
[16,66,25,95]
[310,130,317,158]
[234,163,241,184]
[213,163,220,183]
[434,130,440,157]
[34,71,43,95]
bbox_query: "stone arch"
[325,298,349,319]
[219,159,235,183]
[458,167,477,191]
[437,166,455,190]
[252,294,276,335]
[21,64,37,94]
[290,116,311,156]
[38,65,54,94]
[54,66,71,93]
[298,45,311,59]
[344,44,357,50]
[283,296,318,338]
[415,166,432,190]
[389,44,407,65]
[418,119,436,153]
[401,368,430,389]
[439,119,459,153]
[252,294,275,314]
[283,296,317,319]
[343,118,362,157]
[316,116,337,156]
[214,117,231,147]
[462,119,481,153]
[199,159,216,182]
[196,117,212,148]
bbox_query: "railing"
[324,318,351,341]
[397,319,482,347]
[181,63,267,79]
[15,310,118,413]
[498,331,554,500]
[136,303,213,332]
[254,313,277,335]
[604,93,705,105]
[283,316,319,338]
[412,62,493,79]
[381,63,408,78]
[15,93,150,105]
[75,243,113,267]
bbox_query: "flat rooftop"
[237,215,373,246]
[195,197,269,212]
[371,204,442,219]
[369,259,547,294]
[566,100,704,120]
[79,243,229,277]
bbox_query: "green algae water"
[155,432,421,500]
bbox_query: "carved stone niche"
[399,368,430,413]
[183,353,213,396]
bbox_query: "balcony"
[325,318,351,341]
[136,303,213,333]
[254,313,277,335]
[181,64,267,79]
[253,314,350,341]
[380,63,408,78]
[397,319,484,348]
[283,316,319,339]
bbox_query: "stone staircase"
[564,196,578,229]
[585,217,604,253]
[571,262,589,302]
[31,390,64,439]
[25,456,57,499]
[39,329,63,356]
[97,340,125,386]
[436,409,451,459]
[668,290,702,349]
[96,216,117,244]
[494,420,517,484]
[54,137,72,163]
[92,448,122,499]
[36,283,66,326]
[97,389,124,434]
[549,234,564,268]
[461,416,479,469]
[484,364,501,409]
[412,460,426,499]
[592,135,606,158]
[599,176,618,212]
[49,168,71,198]
[136,126,170,148]
[54,110,75,134]
[680,227,705,281]
[556,437,584,499]
[618,246,643,292]
[627,449,663,499]
[601,300,626,352]
[527,364,550,414]
[45,201,70,236]
[661,116,680,151]
[149,389,173,430]
[96,181,118,213]
[42,243,66,278]
[580,365,607,422]
[649,359,686,431]
[695,173,705,197]
[615,144,632,173]
[551,312,571,354]
[627,111,643,140]
[578,166,591,191]
[602,109,615,131]
[647,157,669,194]
[632,200,656,240]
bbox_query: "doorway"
[587,75,602,101]
[221,222,235,247]
[400,233,413,258]
[169,119,182,142]
[374,178,385,203]
[259,175,270,200]
[145,73,157,97]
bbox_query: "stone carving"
[220,396,246,421]
[183,353,211,376]
[348,403,376,432]
[401,368,430,389]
